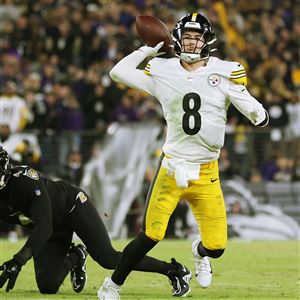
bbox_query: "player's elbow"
[109,66,123,83]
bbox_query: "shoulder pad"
[13,167,40,180]
[230,62,247,86]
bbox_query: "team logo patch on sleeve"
[76,191,88,203]
[26,169,39,180]
[208,74,221,86]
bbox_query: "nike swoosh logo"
[211,178,218,183]
[241,88,245,92]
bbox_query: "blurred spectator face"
[2,20,14,34]
[2,54,20,77]
[58,20,71,37]
[49,54,59,66]
[17,15,29,30]
[57,85,71,98]
[3,81,17,95]
[45,93,57,106]
[24,73,41,92]
[68,151,82,169]
[72,9,82,24]
[94,84,105,97]
[80,19,91,33]
[43,64,55,78]
[0,124,11,140]
[24,91,35,104]
[55,4,69,20]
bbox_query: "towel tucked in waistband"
[161,157,200,188]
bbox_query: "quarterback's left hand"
[0,258,22,292]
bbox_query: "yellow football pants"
[143,159,227,250]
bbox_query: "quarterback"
[98,13,268,299]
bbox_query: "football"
[135,15,174,56]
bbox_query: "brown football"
[136,15,174,55]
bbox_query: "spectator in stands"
[0,81,30,133]
[56,84,83,167]
[273,156,294,182]
[218,148,235,180]
[110,93,140,123]
[59,150,83,186]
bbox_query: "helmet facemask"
[0,147,11,190]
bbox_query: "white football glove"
[138,41,165,57]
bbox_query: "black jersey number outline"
[182,92,201,135]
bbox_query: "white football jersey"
[110,51,267,163]
[0,95,29,133]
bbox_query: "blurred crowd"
[0,0,299,183]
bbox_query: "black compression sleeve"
[14,179,53,265]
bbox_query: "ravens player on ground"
[0,146,191,295]
[98,12,269,300]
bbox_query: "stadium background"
[0,0,299,239]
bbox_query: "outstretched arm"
[110,42,164,95]
[0,177,53,292]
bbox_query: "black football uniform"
[0,166,169,293]
[0,165,120,292]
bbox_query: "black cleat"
[69,244,88,293]
[167,258,192,297]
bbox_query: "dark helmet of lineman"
[0,146,11,190]
[172,12,217,63]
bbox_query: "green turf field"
[0,239,299,300]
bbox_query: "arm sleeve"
[109,50,156,96]
[228,82,269,127]
[13,179,53,265]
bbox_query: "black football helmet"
[172,12,217,63]
[0,146,11,190]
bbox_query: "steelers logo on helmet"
[208,74,221,87]
[172,12,217,63]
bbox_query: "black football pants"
[34,192,168,294]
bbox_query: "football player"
[0,146,191,296]
[98,12,268,300]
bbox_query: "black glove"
[0,259,22,292]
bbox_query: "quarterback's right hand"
[0,258,22,292]
[138,41,165,57]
